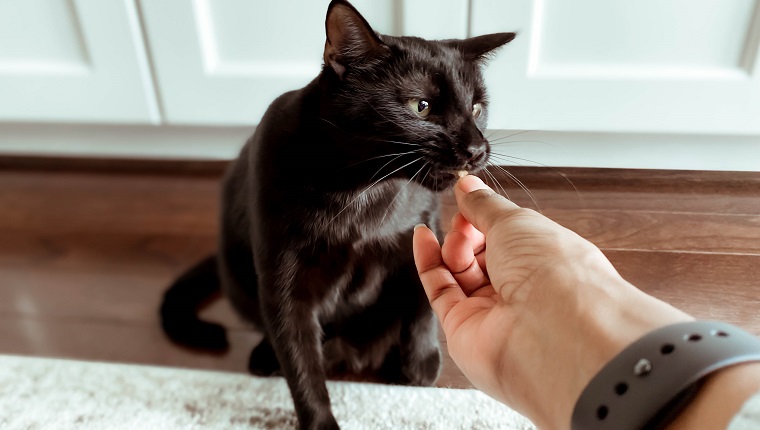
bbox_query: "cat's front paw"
[402,348,442,386]
[298,410,341,430]
[380,345,442,386]
[247,339,281,376]
[306,418,340,430]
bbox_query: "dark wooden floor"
[1,158,759,390]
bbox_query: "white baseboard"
[0,123,251,160]
[0,123,758,172]
[487,130,760,171]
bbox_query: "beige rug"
[0,354,535,429]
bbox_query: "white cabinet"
[139,0,468,125]
[0,0,160,124]
[0,0,758,170]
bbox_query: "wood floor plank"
[606,250,760,335]
[0,170,219,235]
[0,316,259,374]
[3,157,759,193]
[486,188,760,215]
[486,166,760,193]
[0,313,470,389]
[547,210,760,254]
[1,162,759,395]
[0,263,248,330]
[443,194,760,254]
[0,231,215,272]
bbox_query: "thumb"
[454,175,522,235]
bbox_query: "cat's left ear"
[448,32,517,63]
[324,0,388,79]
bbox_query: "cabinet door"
[472,0,760,135]
[139,0,468,126]
[0,0,160,124]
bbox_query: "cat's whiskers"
[341,149,424,171]
[368,153,408,183]
[486,129,535,142]
[484,130,502,141]
[489,153,582,203]
[486,130,553,148]
[419,164,432,188]
[487,136,553,150]
[318,112,434,221]
[366,138,422,147]
[331,156,424,223]
[479,169,496,194]
[379,160,427,224]
[318,117,344,132]
[484,161,541,212]
[489,139,551,146]
[318,117,422,148]
[482,166,511,200]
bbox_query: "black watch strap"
[572,321,760,430]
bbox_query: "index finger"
[412,224,467,325]
[454,175,522,235]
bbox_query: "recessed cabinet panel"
[195,0,334,73]
[196,0,394,71]
[0,0,89,72]
[140,0,468,125]
[0,0,159,123]
[472,0,760,134]
[535,0,755,76]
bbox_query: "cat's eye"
[472,103,483,118]
[409,98,431,117]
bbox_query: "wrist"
[507,257,692,429]
[570,279,693,423]
[666,362,760,430]
[553,250,694,393]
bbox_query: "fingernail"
[414,223,427,231]
[457,175,491,193]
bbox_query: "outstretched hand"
[413,175,691,429]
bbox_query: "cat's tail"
[160,255,229,351]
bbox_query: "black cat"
[160,1,514,429]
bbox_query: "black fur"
[160,255,228,351]
[160,1,514,429]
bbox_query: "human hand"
[413,175,691,429]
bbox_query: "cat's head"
[321,0,515,191]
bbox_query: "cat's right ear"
[449,32,517,63]
[324,0,387,79]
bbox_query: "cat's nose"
[466,140,487,163]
